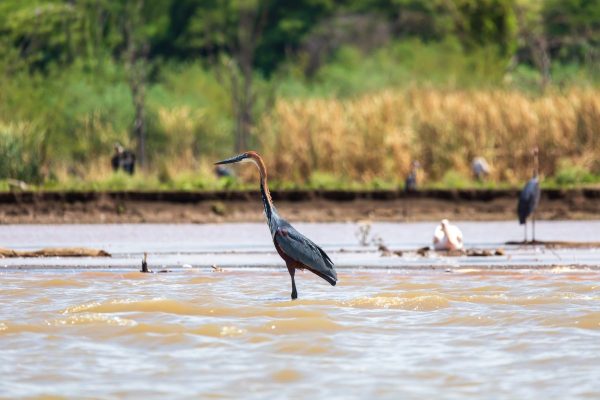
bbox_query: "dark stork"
[215,151,337,300]
[405,161,420,192]
[517,147,541,242]
[111,143,136,175]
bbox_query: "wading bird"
[215,165,234,178]
[111,143,136,175]
[472,157,491,181]
[517,147,541,242]
[215,151,337,299]
[433,219,464,251]
[405,161,420,192]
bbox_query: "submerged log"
[0,247,111,258]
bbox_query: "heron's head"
[215,151,262,168]
[531,147,539,156]
[215,151,256,165]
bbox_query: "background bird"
[215,151,337,300]
[111,143,136,175]
[405,161,420,192]
[215,165,235,178]
[472,157,491,181]
[433,219,464,251]
[517,147,541,242]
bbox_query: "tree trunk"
[232,4,268,153]
[525,35,551,92]
[125,0,147,167]
[237,61,253,152]
[515,7,551,92]
[131,75,146,166]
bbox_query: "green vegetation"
[548,160,600,188]
[0,0,599,191]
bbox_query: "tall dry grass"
[257,88,600,185]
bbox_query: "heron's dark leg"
[287,264,298,300]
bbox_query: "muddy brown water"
[1,221,600,399]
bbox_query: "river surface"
[1,220,600,269]
[1,221,600,399]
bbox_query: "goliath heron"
[433,219,464,251]
[517,148,541,242]
[215,151,337,300]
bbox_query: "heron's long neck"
[253,157,275,222]
[533,152,539,178]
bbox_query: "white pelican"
[433,219,464,251]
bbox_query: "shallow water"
[1,221,600,398]
[2,221,600,269]
[1,268,599,399]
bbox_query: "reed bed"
[2,87,599,190]
[258,88,600,185]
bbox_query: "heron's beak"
[215,153,247,165]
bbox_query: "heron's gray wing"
[518,178,540,224]
[274,226,337,286]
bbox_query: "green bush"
[554,161,598,186]
[275,38,509,99]
[0,122,44,182]
[441,170,470,189]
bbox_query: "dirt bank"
[0,189,598,224]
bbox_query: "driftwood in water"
[505,240,600,249]
[0,247,111,258]
[436,248,505,257]
[417,246,430,256]
[378,244,403,257]
[380,246,505,257]
[466,248,505,257]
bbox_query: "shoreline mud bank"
[0,189,598,224]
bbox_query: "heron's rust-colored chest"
[273,230,305,271]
